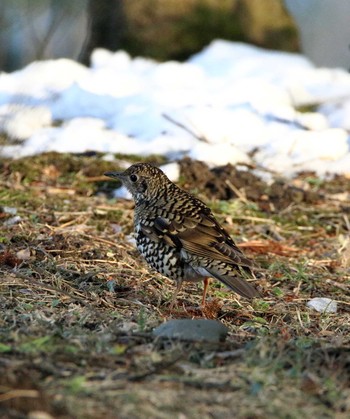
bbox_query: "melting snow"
[0,40,349,178]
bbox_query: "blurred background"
[1,0,349,72]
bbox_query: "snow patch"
[1,40,350,178]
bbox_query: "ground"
[0,152,349,419]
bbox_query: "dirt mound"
[179,158,320,211]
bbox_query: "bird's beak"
[104,171,124,179]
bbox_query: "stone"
[307,297,337,314]
[153,319,229,343]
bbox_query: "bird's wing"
[140,208,253,268]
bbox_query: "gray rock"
[153,319,229,343]
[3,215,22,226]
[307,297,337,313]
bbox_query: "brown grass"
[0,152,349,418]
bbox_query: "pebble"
[307,297,337,313]
[3,215,22,226]
[153,319,229,343]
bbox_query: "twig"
[128,352,184,381]
[225,179,249,203]
[14,272,87,303]
[230,216,275,224]
[0,389,39,402]
[158,376,241,391]
[162,113,209,143]
[79,233,133,249]
[343,214,350,232]
[325,278,350,293]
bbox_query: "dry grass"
[0,152,349,418]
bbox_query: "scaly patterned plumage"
[105,163,260,305]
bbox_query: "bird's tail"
[206,268,260,299]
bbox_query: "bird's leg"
[201,278,210,306]
[169,280,183,310]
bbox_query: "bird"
[104,163,260,307]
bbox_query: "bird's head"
[104,163,169,202]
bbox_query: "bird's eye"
[130,174,138,182]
